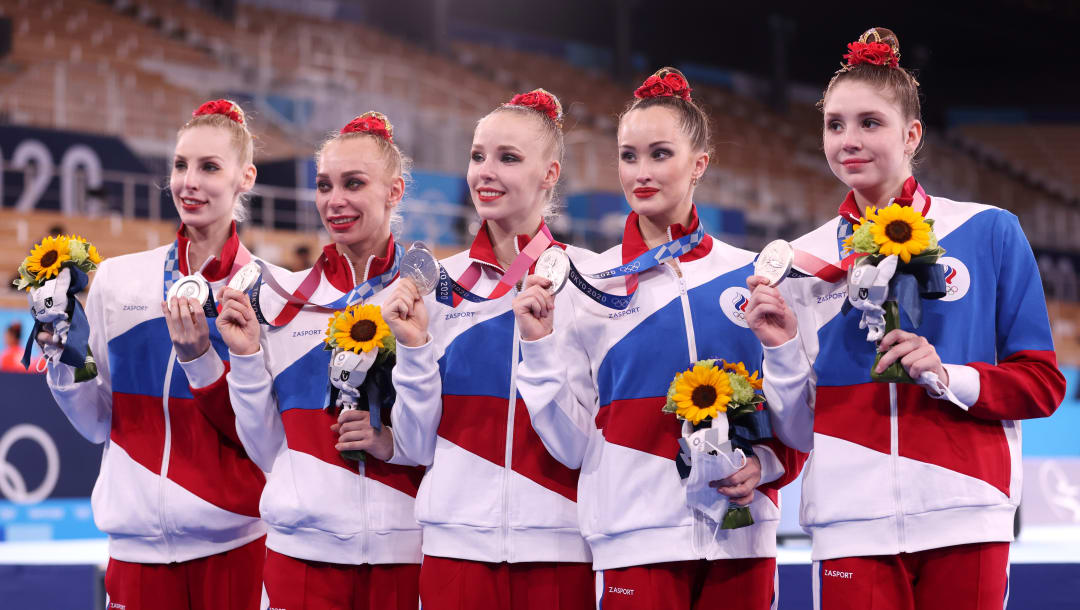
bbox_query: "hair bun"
[633,67,692,101]
[341,111,394,143]
[505,88,563,125]
[193,99,246,125]
[841,27,901,70]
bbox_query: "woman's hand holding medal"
[745,240,798,348]
[161,296,212,362]
[744,276,798,348]
[513,275,556,341]
[383,279,430,348]
[216,287,261,356]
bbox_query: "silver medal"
[755,240,794,287]
[401,242,440,296]
[228,262,261,293]
[534,248,571,295]
[166,275,211,312]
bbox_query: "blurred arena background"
[0,0,1077,607]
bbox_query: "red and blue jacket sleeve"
[965,210,1065,420]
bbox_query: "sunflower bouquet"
[14,235,104,379]
[842,203,947,383]
[14,235,103,291]
[324,303,396,461]
[663,359,771,529]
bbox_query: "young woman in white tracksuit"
[512,68,805,610]
[365,89,598,610]
[745,28,1066,609]
[40,100,267,609]
[215,113,423,610]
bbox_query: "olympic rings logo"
[0,424,61,504]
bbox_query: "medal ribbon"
[434,226,554,307]
[248,242,404,327]
[787,183,929,283]
[162,239,253,317]
[562,222,707,310]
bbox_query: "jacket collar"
[469,219,564,273]
[838,176,922,225]
[621,205,713,265]
[176,221,240,281]
[320,235,397,294]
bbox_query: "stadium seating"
[1,0,1077,345]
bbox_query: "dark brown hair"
[620,67,712,157]
[819,27,922,124]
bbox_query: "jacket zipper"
[352,259,370,564]
[668,263,698,363]
[359,457,369,562]
[159,349,177,562]
[668,261,706,558]
[889,382,906,551]
[502,315,521,562]
[665,226,698,361]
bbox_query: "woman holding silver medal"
[37,100,267,609]
[360,89,597,610]
[511,69,806,609]
[213,113,424,609]
[743,28,1066,609]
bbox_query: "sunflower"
[868,204,931,263]
[671,361,733,425]
[720,360,763,390]
[841,229,857,255]
[327,304,391,354]
[25,235,71,281]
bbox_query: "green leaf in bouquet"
[340,449,367,462]
[906,246,946,266]
[720,505,754,529]
[374,345,396,368]
[726,402,761,420]
[74,347,98,383]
